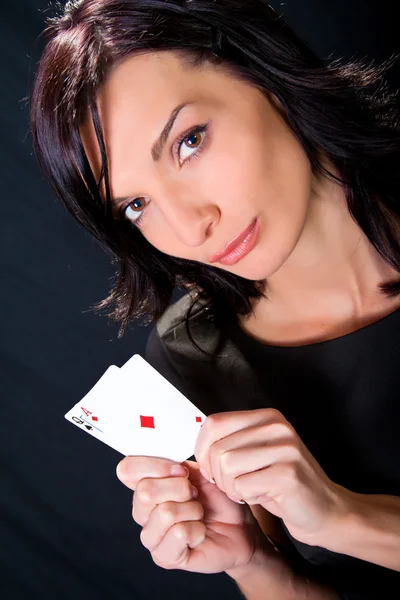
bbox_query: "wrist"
[315,488,400,570]
[225,544,280,582]
[311,484,383,556]
[306,484,359,550]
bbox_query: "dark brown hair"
[31,0,400,336]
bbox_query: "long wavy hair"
[31,0,400,337]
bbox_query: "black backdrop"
[1,1,399,598]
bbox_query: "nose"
[159,191,220,247]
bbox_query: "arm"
[225,546,340,600]
[312,487,400,572]
[251,488,400,573]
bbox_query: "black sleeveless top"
[145,294,400,599]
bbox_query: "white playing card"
[64,356,207,462]
[64,365,121,446]
[115,354,207,460]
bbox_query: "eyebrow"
[112,101,193,209]
[151,101,192,161]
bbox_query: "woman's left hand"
[194,408,349,547]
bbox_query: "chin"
[223,245,289,282]
[216,261,272,282]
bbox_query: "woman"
[31,0,400,598]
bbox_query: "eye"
[174,124,209,165]
[122,196,150,224]
[121,123,209,226]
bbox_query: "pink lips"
[209,218,260,265]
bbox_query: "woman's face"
[83,51,313,281]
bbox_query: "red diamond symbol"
[140,415,155,429]
[195,416,202,422]
[92,416,98,422]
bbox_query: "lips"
[209,218,259,265]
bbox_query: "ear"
[266,92,288,122]
[268,92,284,111]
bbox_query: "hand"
[116,456,271,574]
[194,408,348,546]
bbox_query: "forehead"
[80,51,224,187]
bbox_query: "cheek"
[214,122,311,228]
[143,219,181,255]
[260,122,312,220]
[140,207,198,259]
[225,136,312,281]
[263,140,312,256]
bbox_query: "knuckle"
[131,505,138,521]
[264,408,283,420]
[136,479,154,502]
[219,450,235,474]
[139,527,151,549]
[210,437,225,459]
[152,552,172,570]
[265,420,294,439]
[181,478,195,500]
[204,413,220,430]
[279,440,301,459]
[234,481,246,499]
[158,502,176,526]
[131,506,145,527]
[172,521,188,542]
[193,500,205,520]
[288,438,302,455]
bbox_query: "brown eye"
[185,131,202,148]
[130,198,145,211]
[123,196,150,222]
[176,124,208,164]
[178,131,202,161]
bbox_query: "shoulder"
[153,292,224,359]
[145,293,264,415]
[156,292,209,338]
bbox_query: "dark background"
[1,1,399,598]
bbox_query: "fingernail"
[170,464,188,477]
[227,495,246,504]
[200,467,216,484]
[191,485,199,499]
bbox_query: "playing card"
[64,356,207,462]
[116,354,207,460]
[64,365,122,447]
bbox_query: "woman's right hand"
[116,456,272,575]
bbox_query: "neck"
[246,165,400,337]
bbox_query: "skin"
[115,409,351,583]
[82,51,400,584]
[82,50,400,348]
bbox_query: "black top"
[145,293,400,599]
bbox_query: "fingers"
[209,426,300,501]
[234,462,291,506]
[194,408,287,469]
[116,456,188,490]
[133,475,199,526]
[140,499,205,552]
[151,520,207,569]
[131,472,206,571]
